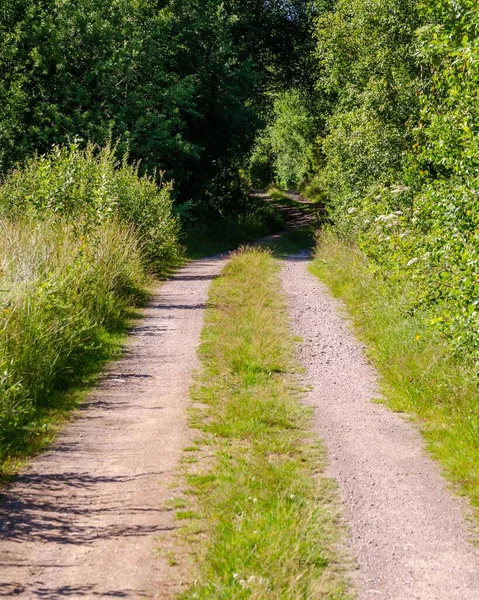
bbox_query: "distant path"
[281,253,479,600]
[252,190,316,229]
[0,256,227,599]
[282,189,311,204]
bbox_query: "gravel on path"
[0,256,227,599]
[280,252,479,600]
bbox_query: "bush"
[250,90,319,190]
[0,143,181,273]
[312,0,479,362]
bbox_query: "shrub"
[0,143,181,273]
[250,90,319,190]
[311,0,479,362]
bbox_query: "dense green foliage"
[0,216,146,458]
[0,143,180,270]
[312,0,479,360]
[250,89,320,188]
[0,0,317,203]
[248,0,479,363]
[0,144,180,464]
[316,0,422,199]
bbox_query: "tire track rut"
[281,253,479,600]
[0,256,227,599]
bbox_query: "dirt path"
[280,252,479,600]
[252,191,317,229]
[0,256,227,599]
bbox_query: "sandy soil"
[280,252,479,600]
[0,256,227,599]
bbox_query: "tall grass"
[0,143,182,273]
[0,216,147,464]
[0,143,181,469]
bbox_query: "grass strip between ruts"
[178,246,349,599]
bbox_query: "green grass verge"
[0,216,153,478]
[178,247,349,599]
[0,327,129,479]
[310,233,479,513]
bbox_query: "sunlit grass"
[0,216,148,474]
[179,247,350,599]
[311,233,479,513]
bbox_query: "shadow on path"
[0,471,169,545]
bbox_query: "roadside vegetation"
[1,0,316,205]
[179,247,349,599]
[258,0,479,367]
[252,1,479,518]
[311,235,479,511]
[0,143,181,473]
